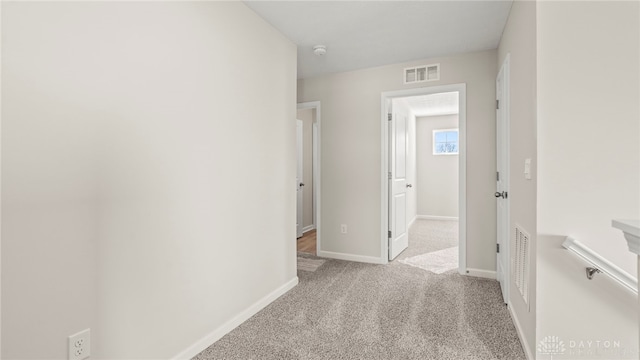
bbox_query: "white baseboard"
[317,250,386,264]
[508,305,534,360]
[465,268,496,280]
[416,215,459,221]
[171,277,299,360]
[408,215,417,229]
[302,225,315,233]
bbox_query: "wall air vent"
[404,63,440,84]
[514,224,531,306]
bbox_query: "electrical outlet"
[340,224,347,234]
[68,328,91,360]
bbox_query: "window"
[433,129,459,155]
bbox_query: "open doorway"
[381,84,467,274]
[296,102,321,256]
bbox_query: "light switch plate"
[524,158,532,180]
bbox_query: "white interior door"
[296,119,304,238]
[389,105,409,260]
[496,58,510,304]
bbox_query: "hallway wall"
[298,50,497,270]
[537,0,639,275]
[416,115,459,218]
[497,0,538,356]
[2,2,297,358]
[536,1,639,358]
[538,236,638,359]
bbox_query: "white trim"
[562,236,638,294]
[459,86,467,276]
[509,305,534,360]
[317,250,387,265]
[612,219,640,255]
[171,277,299,360]
[408,215,417,229]
[416,110,459,117]
[302,225,315,233]
[415,215,459,221]
[381,97,390,263]
[297,101,321,257]
[381,84,467,275]
[0,2,3,353]
[465,268,496,280]
[0,2,3,352]
[312,123,319,229]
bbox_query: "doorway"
[381,84,467,273]
[296,102,321,255]
[495,55,510,304]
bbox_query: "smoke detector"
[313,45,327,56]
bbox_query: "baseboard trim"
[416,215,459,221]
[302,225,315,233]
[508,304,534,360]
[465,268,496,280]
[317,250,386,264]
[171,277,299,360]
[408,215,417,229]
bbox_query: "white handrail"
[562,237,638,295]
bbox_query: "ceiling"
[244,1,513,79]
[396,91,459,118]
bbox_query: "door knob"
[495,191,507,199]
[300,183,305,187]
[406,184,413,188]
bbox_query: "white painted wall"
[536,2,639,359]
[538,236,638,359]
[296,108,315,229]
[2,2,297,359]
[416,115,459,218]
[537,1,639,275]
[497,0,538,357]
[298,50,497,269]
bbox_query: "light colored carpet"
[194,220,525,360]
[297,257,325,272]
[400,246,459,274]
[395,219,459,262]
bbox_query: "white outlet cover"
[68,328,91,360]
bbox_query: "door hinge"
[497,244,500,253]
[388,113,392,121]
[388,172,392,180]
[496,100,500,109]
[496,171,500,181]
[388,230,392,238]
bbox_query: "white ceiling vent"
[404,63,440,84]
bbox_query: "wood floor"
[297,229,316,255]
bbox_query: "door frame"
[380,84,467,273]
[296,101,321,254]
[496,55,511,303]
